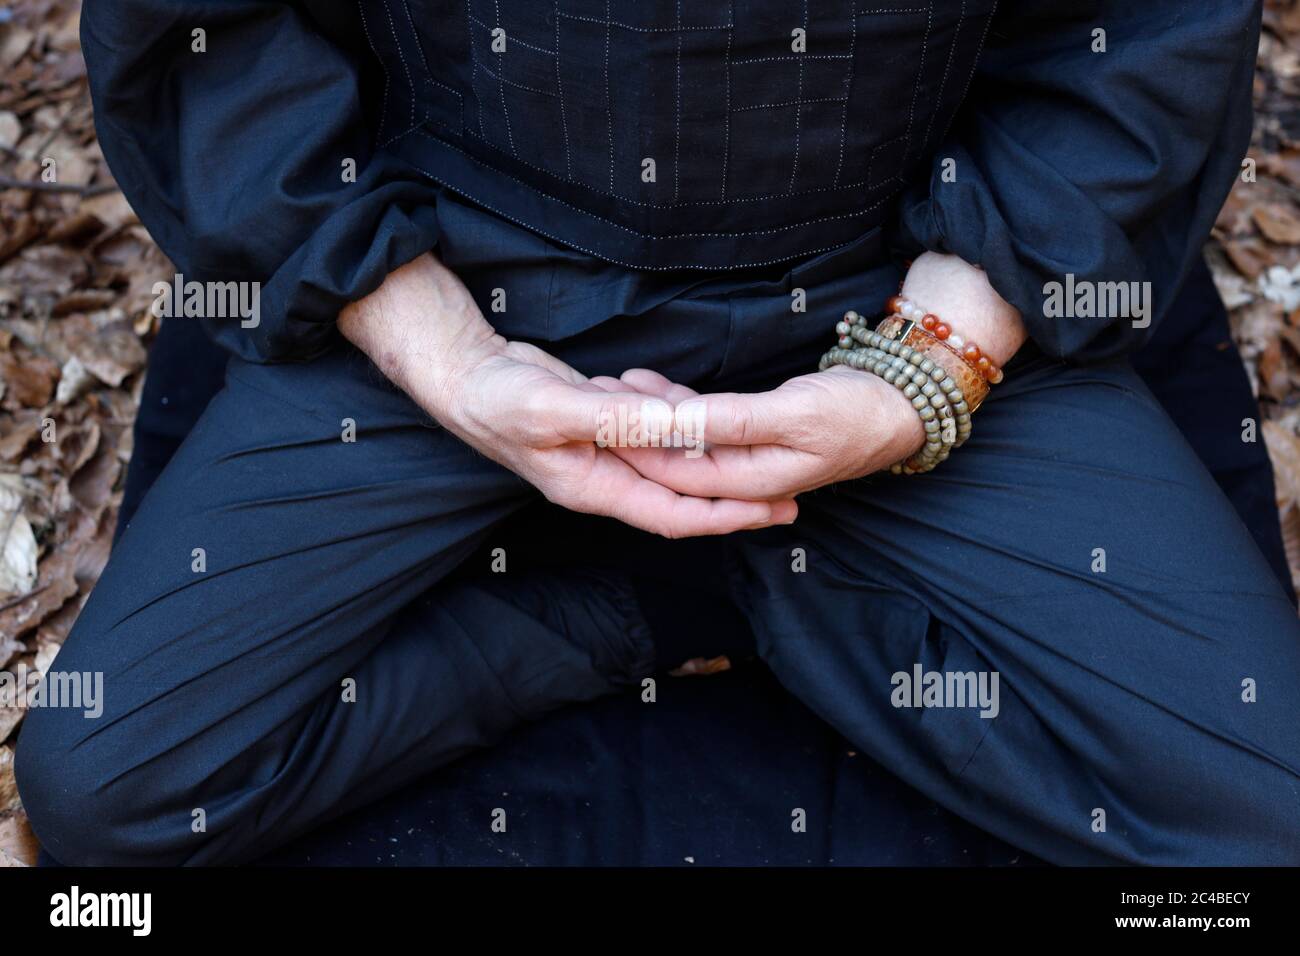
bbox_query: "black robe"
[82,1,1260,363]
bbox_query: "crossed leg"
[728,354,1300,864]
[16,346,655,865]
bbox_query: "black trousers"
[17,267,1300,866]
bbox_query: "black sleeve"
[82,1,440,362]
[894,0,1260,362]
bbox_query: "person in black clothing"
[16,0,1300,865]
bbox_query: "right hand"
[339,254,797,538]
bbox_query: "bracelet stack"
[884,295,1004,385]
[818,295,1002,475]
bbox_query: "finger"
[578,450,798,538]
[545,385,676,445]
[614,371,704,453]
[620,368,700,405]
[610,441,822,500]
[584,376,629,393]
[676,390,794,446]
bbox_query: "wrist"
[825,365,927,466]
[899,252,1026,367]
[338,253,505,418]
[863,367,928,463]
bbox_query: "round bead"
[963,343,981,363]
[919,359,935,374]
[918,406,936,421]
[934,323,950,340]
[920,314,938,331]
[921,381,937,397]
[976,356,991,373]
[912,396,928,410]
[838,336,852,348]
[836,321,852,336]
[903,383,919,399]
[947,333,964,349]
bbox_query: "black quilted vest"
[350,0,996,270]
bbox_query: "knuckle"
[722,403,756,444]
[517,391,549,426]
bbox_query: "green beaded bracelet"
[819,311,970,474]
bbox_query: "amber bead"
[976,356,991,373]
[886,296,904,315]
[921,314,938,331]
[934,323,950,340]
[963,343,982,363]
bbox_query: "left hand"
[588,364,926,502]
[592,253,1026,501]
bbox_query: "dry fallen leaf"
[1253,202,1300,244]
[0,745,19,814]
[0,409,43,461]
[0,350,58,408]
[0,670,24,743]
[54,353,92,404]
[1281,505,1300,597]
[0,511,38,602]
[0,635,20,672]
[0,551,79,644]
[0,812,39,866]
[1224,237,1274,279]
[74,323,146,387]
[1265,419,1300,505]
[0,111,19,152]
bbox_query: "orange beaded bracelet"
[884,295,1004,385]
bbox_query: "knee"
[1214,772,1300,865]
[1130,750,1300,865]
[15,704,159,866]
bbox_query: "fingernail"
[639,400,674,430]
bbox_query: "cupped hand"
[339,253,796,538]
[587,365,926,501]
[431,341,800,536]
[591,252,1028,501]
